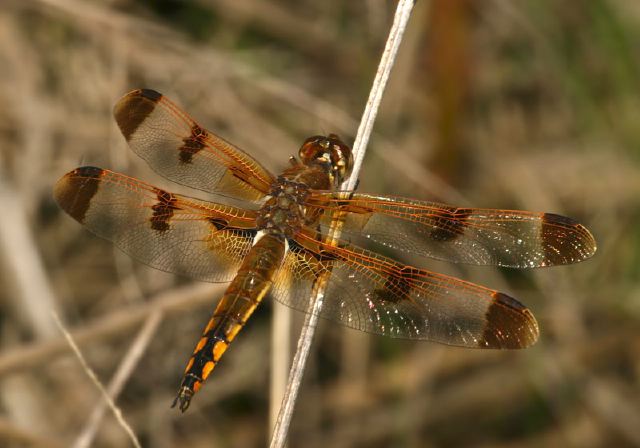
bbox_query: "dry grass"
[1,0,639,447]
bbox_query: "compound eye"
[298,134,353,184]
[299,136,328,164]
[329,140,353,183]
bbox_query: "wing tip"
[118,88,163,102]
[480,291,539,349]
[138,88,163,102]
[542,212,598,263]
[72,166,104,178]
[542,212,578,227]
[578,224,598,259]
[113,89,163,141]
[54,166,105,223]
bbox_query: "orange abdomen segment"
[173,233,286,412]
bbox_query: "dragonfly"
[54,89,597,412]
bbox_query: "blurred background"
[1,0,639,446]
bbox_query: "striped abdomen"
[172,232,286,412]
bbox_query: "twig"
[268,2,416,446]
[72,310,163,448]
[51,311,142,448]
[346,0,416,192]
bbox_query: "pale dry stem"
[72,311,163,448]
[269,2,416,447]
[52,311,142,448]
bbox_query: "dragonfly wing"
[271,232,538,349]
[310,192,596,268]
[114,89,275,202]
[54,166,258,282]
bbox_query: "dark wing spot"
[208,218,257,241]
[114,89,162,141]
[430,207,472,241]
[139,89,162,102]
[479,292,538,349]
[374,266,420,303]
[288,238,305,254]
[208,217,229,230]
[150,188,180,232]
[54,166,104,223]
[317,249,338,263]
[541,212,595,264]
[542,212,579,227]
[74,166,105,178]
[179,125,207,164]
[288,237,337,272]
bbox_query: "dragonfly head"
[298,134,353,186]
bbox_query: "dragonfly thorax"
[256,178,310,237]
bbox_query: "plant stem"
[269,1,416,446]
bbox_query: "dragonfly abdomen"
[173,232,286,412]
